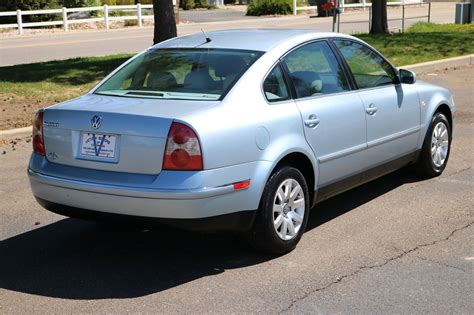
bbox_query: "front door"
[333,39,421,168]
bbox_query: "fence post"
[362,0,366,10]
[62,7,68,32]
[402,1,405,33]
[104,5,109,29]
[368,5,371,32]
[293,0,297,16]
[137,3,142,27]
[16,9,23,35]
[428,1,431,23]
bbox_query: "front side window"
[263,64,290,102]
[94,48,263,101]
[283,41,350,98]
[334,39,397,89]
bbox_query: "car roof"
[152,29,352,52]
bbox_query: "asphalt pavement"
[0,3,456,66]
[0,64,472,313]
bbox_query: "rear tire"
[416,112,451,178]
[246,166,310,255]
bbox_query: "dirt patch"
[0,94,48,130]
[0,135,31,155]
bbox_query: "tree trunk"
[153,0,178,45]
[370,0,389,34]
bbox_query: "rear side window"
[334,39,398,89]
[283,41,350,98]
[263,65,290,103]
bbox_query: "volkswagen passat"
[29,30,455,254]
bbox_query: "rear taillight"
[163,122,203,171]
[33,110,45,156]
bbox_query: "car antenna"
[201,28,212,43]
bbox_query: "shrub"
[124,19,138,27]
[180,0,195,10]
[246,0,292,16]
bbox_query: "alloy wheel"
[273,179,305,241]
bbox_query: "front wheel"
[246,166,310,255]
[416,112,452,178]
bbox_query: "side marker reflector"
[233,180,251,190]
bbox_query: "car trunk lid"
[42,94,217,175]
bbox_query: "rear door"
[333,39,421,168]
[282,40,367,187]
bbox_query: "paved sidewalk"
[0,3,455,66]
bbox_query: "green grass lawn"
[356,22,474,66]
[0,22,473,129]
[0,54,133,106]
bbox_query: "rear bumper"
[28,155,273,227]
[28,169,238,200]
[35,197,255,232]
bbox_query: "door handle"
[304,115,320,128]
[366,104,378,115]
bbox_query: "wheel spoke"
[277,188,285,204]
[440,128,447,138]
[436,151,442,165]
[287,219,296,237]
[280,219,288,239]
[274,214,283,229]
[289,185,301,202]
[440,147,447,160]
[289,211,303,224]
[291,198,304,210]
[273,204,283,214]
[283,181,291,201]
[437,123,443,137]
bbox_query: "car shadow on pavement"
[0,168,422,300]
[306,167,422,231]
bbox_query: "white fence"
[0,3,168,35]
[1,0,425,35]
[293,0,425,16]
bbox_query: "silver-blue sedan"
[28,29,455,254]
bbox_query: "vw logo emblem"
[90,114,102,130]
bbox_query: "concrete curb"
[403,54,474,74]
[0,126,32,138]
[0,54,472,137]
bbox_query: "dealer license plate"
[80,132,117,159]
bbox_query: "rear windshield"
[94,48,263,101]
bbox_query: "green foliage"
[180,0,195,10]
[179,0,217,11]
[246,0,292,16]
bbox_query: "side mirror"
[399,69,416,84]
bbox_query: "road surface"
[0,3,456,66]
[0,65,472,313]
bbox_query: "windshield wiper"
[126,91,164,97]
